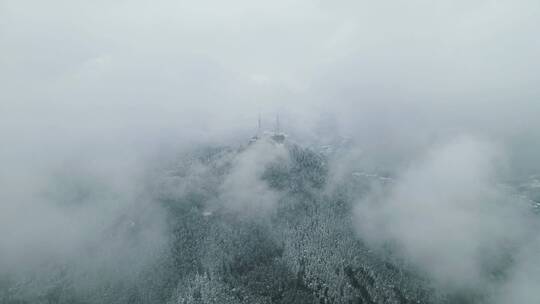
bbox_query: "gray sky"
[2,1,539,149]
[2,0,540,220]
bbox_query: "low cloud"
[0,144,167,280]
[353,136,536,291]
[219,139,289,216]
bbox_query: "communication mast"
[250,114,262,144]
[258,113,262,136]
[272,114,286,143]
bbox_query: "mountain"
[2,136,536,304]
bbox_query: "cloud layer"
[354,136,538,299]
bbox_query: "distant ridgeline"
[4,130,527,304]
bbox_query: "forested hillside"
[4,136,538,304]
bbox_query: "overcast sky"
[1,0,539,168]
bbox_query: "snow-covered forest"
[2,135,540,303]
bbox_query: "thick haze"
[354,137,538,296]
[1,0,540,302]
[2,1,540,153]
